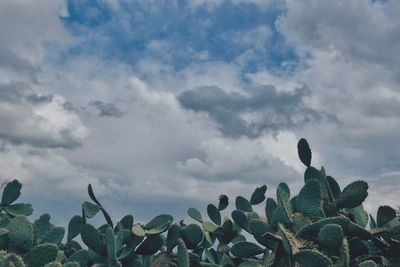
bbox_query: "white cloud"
[136,59,246,94]
[0,0,71,74]
[0,83,88,149]
[177,136,300,183]
[277,0,400,80]
[0,145,104,198]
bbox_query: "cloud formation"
[178,85,336,138]
[0,0,399,224]
[0,82,88,148]
[89,100,124,118]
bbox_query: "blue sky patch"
[62,0,299,73]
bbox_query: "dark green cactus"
[230,241,264,258]
[135,235,163,255]
[66,249,89,267]
[335,180,369,209]
[80,224,106,256]
[297,179,324,219]
[0,138,397,267]
[376,205,396,227]
[0,250,25,267]
[207,204,221,225]
[293,249,333,267]
[298,138,312,167]
[24,243,59,266]
[8,215,34,251]
[276,183,293,223]
[235,196,253,212]
[250,185,267,205]
[218,195,229,211]
[188,208,203,223]
[177,238,189,267]
[317,224,343,253]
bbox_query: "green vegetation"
[0,138,398,266]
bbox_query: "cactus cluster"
[0,138,398,266]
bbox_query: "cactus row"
[0,138,398,266]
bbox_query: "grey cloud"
[0,46,39,81]
[26,93,53,104]
[90,100,124,118]
[0,82,88,148]
[0,1,70,85]
[178,85,336,138]
[178,149,298,184]
[274,0,400,198]
[277,0,400,81]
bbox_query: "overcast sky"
[0,0,399,227]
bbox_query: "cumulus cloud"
[177,136,299,183]
[178,85,336,138]
[0,1,87,148]
[0,82,88,148]
[277,0,400,80]
[0,0,70,83]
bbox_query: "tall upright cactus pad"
[297,138,312,167]
[297,180,324,219]
[276,183,293,223]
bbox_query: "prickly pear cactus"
[0,138,398,267]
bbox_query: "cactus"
[135,235,163,255]
[80,224,106,256]
[218,195,229,211]
[188,208,203,223]
[376,205,396,227]
[298,138,312,167]
[0,250,25,267]
[250,185,267,205]
[66,249,89,267]
[24,243,59,266]
[297,179,324,219]
[335,180,369,209]
[207,204,221,225]
[230,241,264,258]
[177,238,189,267]
[293,249,333,267]
[8,215,33,251]
[0,138,397,266]
[276,183,293,223]
[317,224,343,253]
[235,196,253,212]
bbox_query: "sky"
[0,0,399,227]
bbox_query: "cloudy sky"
[1,0,399,227]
